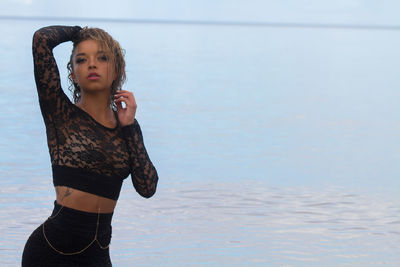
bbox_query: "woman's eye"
[76,58,85,64]
[99,55,108,61]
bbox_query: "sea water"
[0,19,399,266]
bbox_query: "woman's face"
[71,39,116,96]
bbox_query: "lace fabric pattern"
[32,25,158,198]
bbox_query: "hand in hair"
[114,90,137,127]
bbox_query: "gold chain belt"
[42,205,110,256]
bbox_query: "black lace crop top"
[32,26,158,200]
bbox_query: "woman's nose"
[88,57,97,68]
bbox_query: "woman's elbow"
[133,176,158,198]
[137,185,157,198]
[140,189,156,199]
[32,30,41,44]
[32,29,45,46]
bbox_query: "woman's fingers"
[115,100,123,109]
[115,90,134,98]
[114,90,137,109]
[114,97,137,110]
[115,90,137,126]
[115,91,134,101]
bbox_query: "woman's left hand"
[114,90,137,127]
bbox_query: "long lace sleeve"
[32,25,81,123]
[122,120,158,198]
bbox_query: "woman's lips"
[88,73,100,80]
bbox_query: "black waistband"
[52,165,123,200]
[51,201,113,232]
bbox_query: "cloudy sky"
[1,0,400,25]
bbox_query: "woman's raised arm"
[32,26,81,122]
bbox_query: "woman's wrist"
[120,119,135,128]
[121,119,136,128]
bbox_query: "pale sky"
[1,0,400,25]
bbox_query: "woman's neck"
[76,94,116,127]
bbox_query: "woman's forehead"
[75,39,110,54]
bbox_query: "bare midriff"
[55,186,117,213]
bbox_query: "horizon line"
[1,15,400,31]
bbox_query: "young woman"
[22,25,158,266]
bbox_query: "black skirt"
[22,201,113,267]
